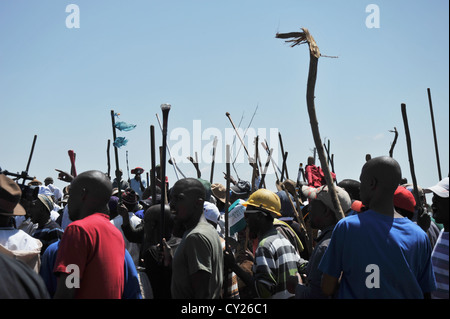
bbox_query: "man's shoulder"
[68,213,118,233]
[185,221,221,245]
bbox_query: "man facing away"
[319,156,436,299]
[53,170,125,299]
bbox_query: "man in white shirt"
[129,167,147,200]
[0,174,42,272]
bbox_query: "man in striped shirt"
[425,177,449,299]
[224,189,302,299]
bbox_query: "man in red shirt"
[53,170,125,299]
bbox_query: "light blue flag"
[115,121,137,132]
[113,137,128,148]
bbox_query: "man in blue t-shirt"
[319,156,436,298]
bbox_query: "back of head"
[337,179,361,201]
[70,170,112,216]
[362,156,401,194]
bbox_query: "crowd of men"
[0,155,448,299]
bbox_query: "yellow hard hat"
[242,188,282,217]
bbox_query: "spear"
[276,28,345,220]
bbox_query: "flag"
[228,199,247,236]
[115,121,136,132]
[113,137,128,148]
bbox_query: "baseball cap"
[424,177,449,198]
[203,201,220,223]
[393,186,416,213]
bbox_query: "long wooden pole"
[276,28,344,220]
[111,110,122,201]
[401,103,422,209]
[106,139,111,178]
[427,88,442,181]
[150,125,157,203]
[160,104,171,248]
[210,136,218,183]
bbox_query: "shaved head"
[68,170,112,220]
[360,156,402,212]
[361,156,401,192]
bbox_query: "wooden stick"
[388,127,398,158]
[225,145,231,248]
[259,148,273,189]
[106,139,111,178]
[150,125,157,203]
[110,110,122,201]
[278,132,288,181]
[401,103,422,209]
[251,136,261,191]
[226,112,257,173]
[210,136,218,183]
[160,104,171,248]
[427,88,442,180]
[187,156,201,178]
[156,113,184,180]
[276,28,344,220]
[25,135,37,177]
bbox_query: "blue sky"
[1,0,448,203]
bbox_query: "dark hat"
[44,177,54,183]
[0,174,26,216]
[231,180,251,196]
[122,188,138,205]
[197,178,212,201]
[108,196,120,214]
[131,167,144,175]
[276,190,296,219]
[28,178,42,186]
[211,183,226,204]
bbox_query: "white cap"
[203,201,220,223]
[425,177,449,198]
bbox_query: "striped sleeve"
[431,231,449,299]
